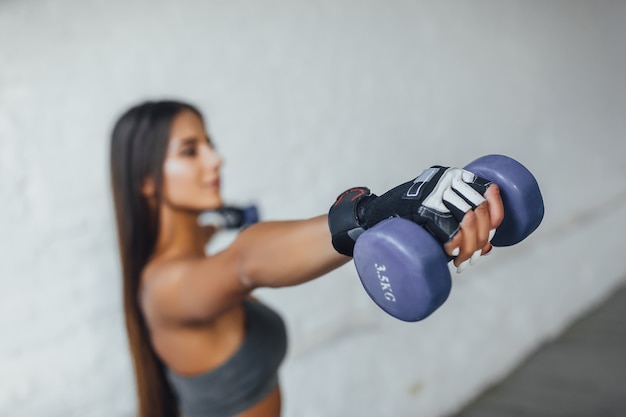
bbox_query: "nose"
[200,144,223,170]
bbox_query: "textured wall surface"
[1,1,625,416]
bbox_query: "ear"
[141,177,156,199]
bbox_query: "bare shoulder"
[139,257,192,325]
[141,255,195,291]
[139,253,251,326]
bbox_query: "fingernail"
[456,259,470,274]
[488,229,496,242]
[451,247,460,257]
[470,249,482,265]
[482,246,494,256]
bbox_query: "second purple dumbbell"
[353,154,544,322]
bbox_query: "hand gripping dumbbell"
[353,154,544,322]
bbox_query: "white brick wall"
[1,1,625,416]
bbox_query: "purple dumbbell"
[353,154,544,322]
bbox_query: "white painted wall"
[1,1,625,416]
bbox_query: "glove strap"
[328,187,375,256]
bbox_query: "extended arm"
[231,215,350,288]
[142,215,349,322]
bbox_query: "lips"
[205,178,220,189]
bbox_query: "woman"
[110,100,503,417]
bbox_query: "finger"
[471,243,494,268]
[454,210,478,268]
[484,184,504,230]
[461,169,477,183]
[451,178,487,208]
[462,170,492,195]
[469,248,482,266]
[442,188,472,222]
[472,202,491,250]
[444,230,463,257]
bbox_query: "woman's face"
[160,109,223,212]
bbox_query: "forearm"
[233,215,350,288]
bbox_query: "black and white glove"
[328,166,492,256]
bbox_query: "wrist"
[328,187,374,256]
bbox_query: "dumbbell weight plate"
[464,154,544,246]
[353,217,452,322]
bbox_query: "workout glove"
[328,166,492,256]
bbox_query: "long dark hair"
[110,100,203,417]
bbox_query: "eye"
[181,145,197,156]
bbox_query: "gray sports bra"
[166,300,288,417]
